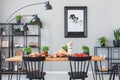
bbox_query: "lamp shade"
[20,24,29,31]
[45,1,52,10]
[30,15,43,28]
[31,15,41,24]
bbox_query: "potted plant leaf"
[15,15,22,24]
[82,45,89,55]
[98,36,107,47]
[62,45,68,51]
[13,27,24,35]
[41,46,49,56]
[23,46,32,55]
[113,28,120,47]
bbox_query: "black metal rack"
[0,23,41,74]
[94,46,120,74]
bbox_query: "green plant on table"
[41,46,49,52]
[41,46,49,56]
[82,45,89,55]
[23,46,32,55]
[62,45,68,51]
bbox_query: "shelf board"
[0,23,38,25]
[94,46,120,48]
[3,35,40,36]
[107,58,120,60]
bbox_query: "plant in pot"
[41,46,49,57]
[62,45,68,51]
[98,36,107,47]
[13,27,24,35]
[113,28,120,47]
[23,46,32,55]
[15,15,22,24]
[82,45,89,55]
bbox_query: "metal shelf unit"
[0,23,41,74]
[94,46,120,74]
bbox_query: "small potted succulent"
[23,46,32,55]
[15,15,22,24]
[82,45,89,55]
[98,36,107,47]
[13,27,24,35]
[41,46,49,56]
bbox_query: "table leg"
[118,65,120,80]
[8,62,14,80]
[16,62,18,80]
[8,62,22,80]
[96,61,102,80]
[91,61,96,80]
[8,70,13,80]
[99,61,104,80]
[18,62,23,80]
[91,61,104,80]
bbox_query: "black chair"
[68,56,91,80]
[23,57,46,80]
[109,63,120,80]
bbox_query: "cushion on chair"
[68,72,88,79]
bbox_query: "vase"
[101,43,105,47]
[113,40,120,47]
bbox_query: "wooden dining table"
[5,56,105,62]
[5,56,106,80]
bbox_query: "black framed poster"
[64,6,87,38]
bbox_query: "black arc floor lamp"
[6,1,52,23]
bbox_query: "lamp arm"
[6,2,46,23]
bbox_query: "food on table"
[28,52,41,57]
[74,53,88,57]
[59,49,70,56]
[67,41,73,54]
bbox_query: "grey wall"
[0,0,120,72]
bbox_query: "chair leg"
[43,77,45,80]
[82,78,85,80]
[109,66,116,80]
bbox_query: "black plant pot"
[83,51,89,56]
[16,20,21,24]
[113,40,120,47]
[101,43,105,47]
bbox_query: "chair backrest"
[23,57,45,79]
[68,56,91,79]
